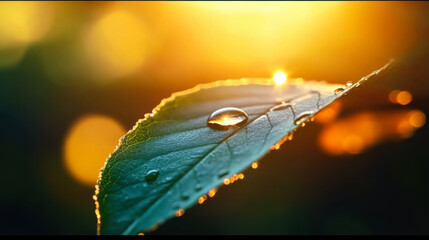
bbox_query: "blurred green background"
[1,1,429,235]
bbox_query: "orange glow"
[408,110,426,128]
[232,174,239,181]
[273,72,287,85]
[314,100,342,124]
[83,9,150,82]
[238,173,244,179]
[138,233,144,236]
[388,90,413,105]
[342,135,364,154]
[208,188,217,198]
[175,209,185,217]
[208,115,245,127]
[198,195,208,204]
[396,91,413,105]
[270,134,290,150]
[319,110,426,155]
[223,178,230,185]
[63,114,125,186]
[251,162,259,169]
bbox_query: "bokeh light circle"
[63,114,125,186]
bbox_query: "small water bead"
[175,209,185,217]
[145,169,159,182]
[270,102,293,112]
[346,81,353,87]
[207,107,248,130]
[198,195,208,204]
[334,88,345,94]
[294,111,314,126]
[181,193,190,201]
[194,184,202,191]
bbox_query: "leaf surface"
[95,62,391,234]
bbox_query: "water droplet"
[175,209,185,217]
[270,101,293,111]
[346,81,353,87]
[218,169,229,178]
[194,184,202,191]
[251,162,259,169]
[294,111,313,126]
[224,178,231,185]
[207,107,248,130]
[198,195,208,204]
[145,170,159,182]
[181,192,189,201]
[334,88,345,94]
[208,188,217,197]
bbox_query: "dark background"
[1,1,429,235]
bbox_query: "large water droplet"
[145,170,159,182]
[294,111,313,126]
[207,107,248,130]
[346,81,353,87]
[334,88,345,94]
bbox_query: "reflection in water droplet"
[198,195,208,204]
[334,88,345,94]
[224,178,231,185]
[208,188,217,197]
[207,107,248,130]
[218,169,229,178]
[175,209,185,217]
[294,111,314,126]
[145,170,159,182]
[346,81,353,87]
[251,162,259,169]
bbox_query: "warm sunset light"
[314,100,342,124]
[273,72,287,85]
[319,110,426,155]
[389,90,413,105]
[2,1,428,235]
[83,9,150,82]
[251,162,259,169]
[63,114,125,186]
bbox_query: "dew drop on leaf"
[181,193,190,201]
[334,87,345,94]
[346,81,353,87]
[175,209,185,217]
[145,170,159,182]
[294,111,314,126]
[194,184,202,192]
[270,101,293,111]
[207,107,248,130]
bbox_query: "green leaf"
[95,62,392,235]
